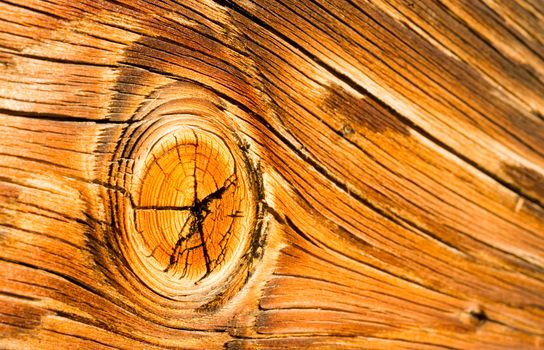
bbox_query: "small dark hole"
[469,308,487,325]
[341,124,355,137]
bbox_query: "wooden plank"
[0,0,543,348]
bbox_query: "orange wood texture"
[0,0,543,349]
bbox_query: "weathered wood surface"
[0,0,543,349]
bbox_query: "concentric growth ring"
[109,84,264,304]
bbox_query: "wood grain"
[0,0,543,349]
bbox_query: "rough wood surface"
[0,0,543,349]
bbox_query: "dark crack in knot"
[164,173,239,282]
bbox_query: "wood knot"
[108,83,265,305]
[135,128,246,282]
